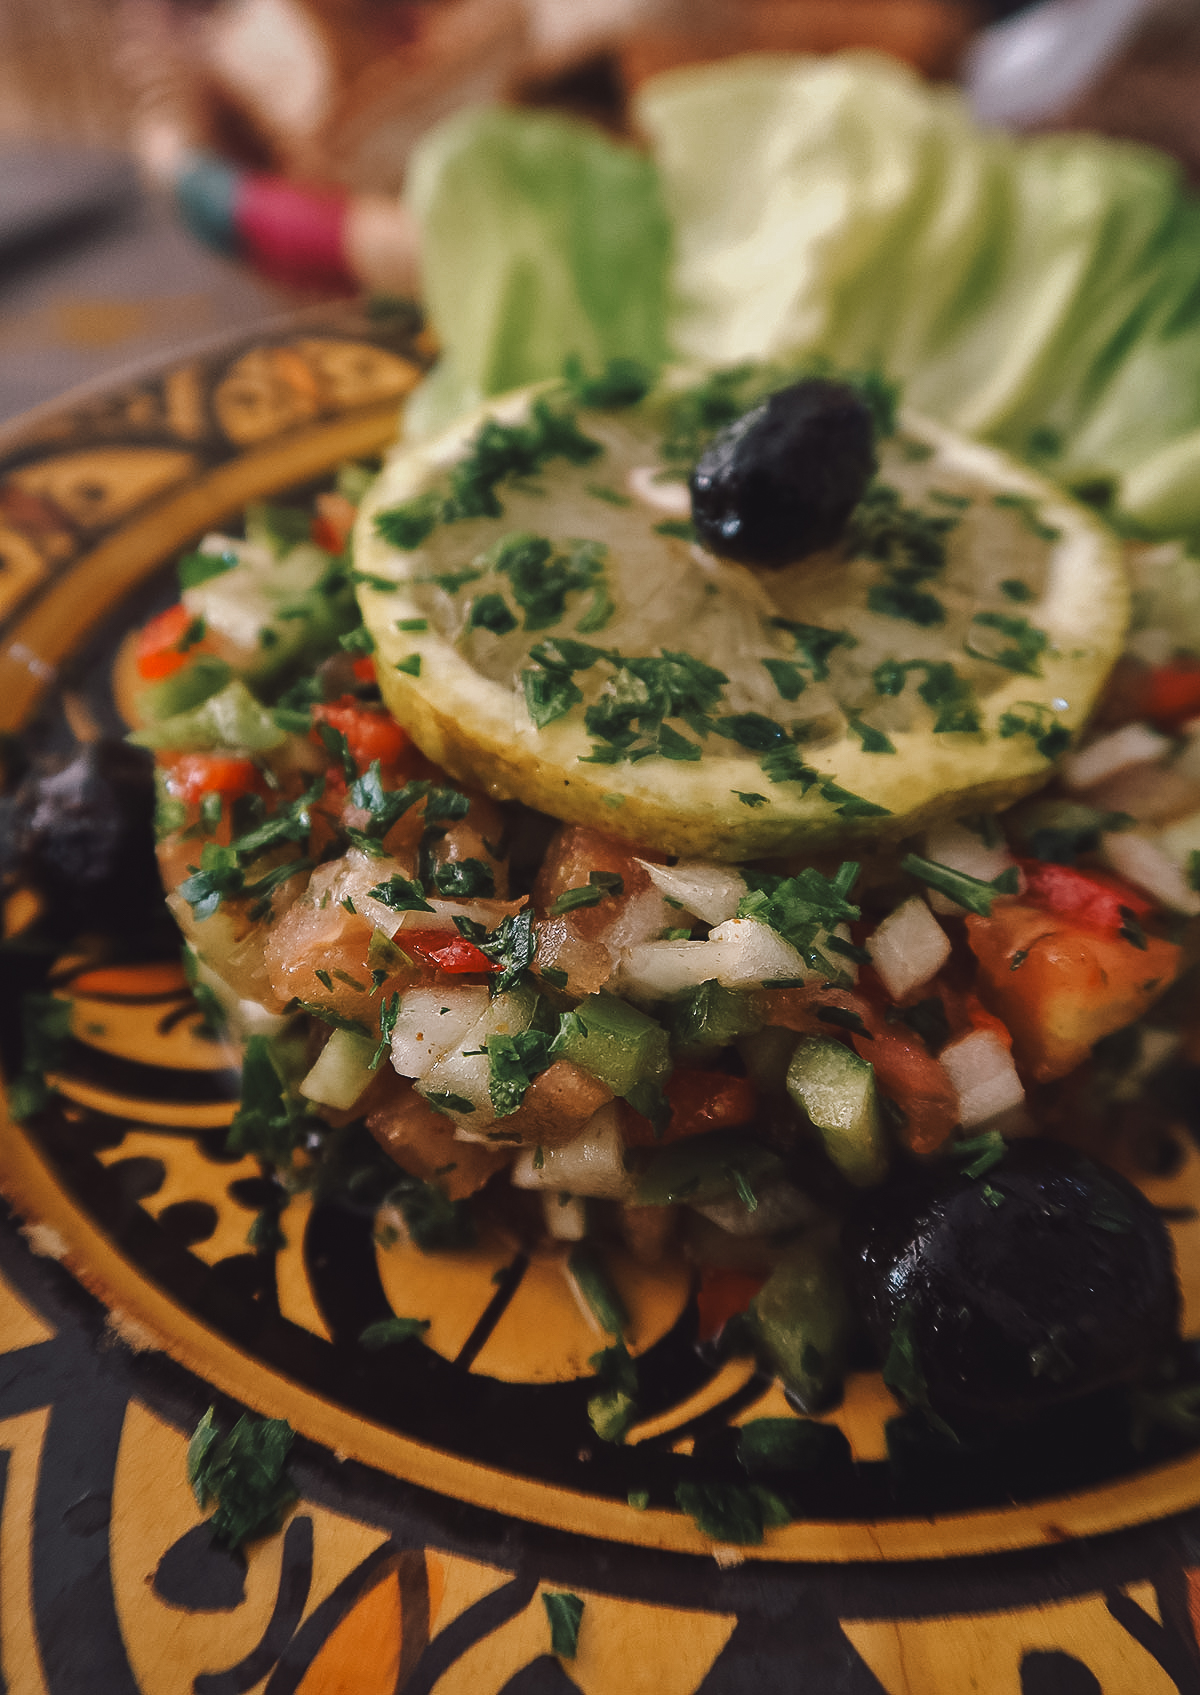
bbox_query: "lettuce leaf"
[406,54,1200,543]
[405,105,671,437]
[636,53,1200,539]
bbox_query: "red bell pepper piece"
[137,604,207,680]
[402,930,495,974]
[311,696,411,772]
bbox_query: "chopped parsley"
[673,1481,790,1545]
[997,702,1071,761]
[366,873,433,913]
[178,548,236,590]
[338,625,375,656]
[1000,578,1034,603]
[395,654,422,676]
[371,991,402,1069]
[851,481,957,628]
[955,1130,1007,1178]
[761,657,809,700]
[487,1028,554,1116]
[456,907,538,992]
[735,790,768,807]
[587,1337,638,1442]
[1118,905,1149,950]
[432,857,495,898]
[563,352,652,409]
[899,853,1018,916]
[467,592,518,635]
[817,1005,872,1039]
[653,518,696,540]
[847,715,896,754]
[187,1407,296,1551]
[549,870,624,914]
[8,993,73,1121]
[769,618,856,681]
[736,861,860,969]
[487,532,610,633]
[993,490,1061,542]
[359,1315,431,1348]
[543,1592,585,1659]
[587,482,632,507]
[966,611,1049,677]
[395,616,429,632]
[872,658,981,734]
[373,397,601,544]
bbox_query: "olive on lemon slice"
[354,375,1127,861]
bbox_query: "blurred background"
[3,0,1200,425]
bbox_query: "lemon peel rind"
[355,391,1128,861]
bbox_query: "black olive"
[688,378,876,567]
[846,1139,1180,1423]
[7,739,160,935]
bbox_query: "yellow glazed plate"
[7,308,1200,1695]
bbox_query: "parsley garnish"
[966,612,1049,677]
[466,593,517,635]
[543,1591,585,1659]
[359,1315,430,1348]
[955,1130,1006,1178]
[735,791,768,807]
[1023,806,1132,864]
[374,398,601,544]
[488,532,610,632]
[188,1407,296,1551]
[487,1028,554,1116]
[761,657,809,700]
[338,625,375,656]
[817,1005,872,1039]
[549,869,624,914]
[462,906,537,993]
[868,581,946,626]
[8,993,73,1121]
[872,658,981,734]
[851,481,956,627]
[587,1338,638,1442]
[395,654,422,676]
[993,491,1061,542]
[587,482,632,506]
[178,548,235,589]
[736,861,860,967]
[563,352,652,408]
[997,702,1071,761]
[366,873,433,913]
[891,996,951,1053]
[653,518,695,540]
[371,991,401,1069]
[673,1481,790,1545]
[769,618,856,681]
[1000,578,1034,603]
[847,715,896,754]
[900,853,1018,916]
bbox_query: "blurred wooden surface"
[0,0,130,144]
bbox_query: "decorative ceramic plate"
[6,303,1200,1694]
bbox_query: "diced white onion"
[693,1180,817,1237]
[511,1105,634,1198]
[627,465,690,515]
[621,918,814,997]
[1061,722,1172,793]
[542,1192,588,1241]
[921,821,1019,915]
[867,897,951,1001]
[389,986,491,1077]
[636,858,747,926]
[939,1031,1024,1128]
[1100,830,1200,915]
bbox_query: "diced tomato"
[351,655,376,685]
[1018,860,1154,932]
[402,929,495,974]
[311,696,411,772]
[620,1067,757,1148]
[311,491,357,555]
[967,901,1181,1082]
[137,604,208,680]
[1137,661,1200,728]
[695,1268,766,1343]
[533,824,664,939]
[165,752,260,805]
[753,983,960,1154]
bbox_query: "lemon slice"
[354,379,1127,860]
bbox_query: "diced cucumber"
[786,1036,888,1187]
[750,1242,853,1413]
[300,1027,378,1109]
[635,1128,782,1208]
[131,679,287,752]
[417,985,537,1136]
[140,657,232,723]
[184,536,358,687]
[551,992,669,1096]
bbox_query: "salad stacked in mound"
[134,363,1195,1443]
